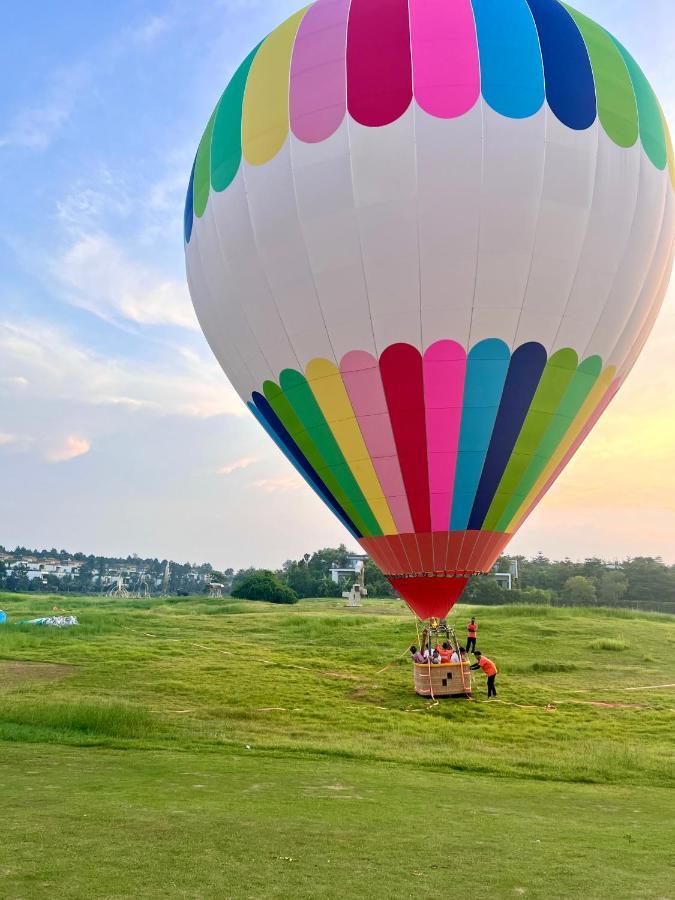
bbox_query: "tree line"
[227,549,675,614]
[464,553,675,614]
[1,544,673,614]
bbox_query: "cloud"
[45,436,92,464]
[53,233,197,330]
[0,8,179,153]
[146,168,189,213]
[0,319,244,419]
[217,457,257,475]
[252,475,302,494]
[131,15,172,44]
[0,64,88,151]
[0,432,33,451]
[1,376,28,388]
[56,171,133,232]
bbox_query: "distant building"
[329,554,369,584]
[491,558,519,590]
[2,551,210,593]
[5,558,83,581]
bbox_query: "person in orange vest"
[470,651,498,698]
[466,617,477,654]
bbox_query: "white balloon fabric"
[185,0,674,619]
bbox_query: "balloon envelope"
[185,0,675,620]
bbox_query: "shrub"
[231,571,298,605]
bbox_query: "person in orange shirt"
[436,642,453,663]
[470,651,498,698]
[466,617,477,654]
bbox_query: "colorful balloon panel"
[185,0,675,620]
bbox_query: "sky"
[0,0,674,570]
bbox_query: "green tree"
[231,571,298,605]
[7,564,30,593]
[562,575,597,605]
[362,560,396,598]
[598,570,629,606]
[283,559,317,598]
[623,557,673,611]
[464,576,506,604]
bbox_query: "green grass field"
[0,592,674,899]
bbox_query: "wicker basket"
[413,662,471,697]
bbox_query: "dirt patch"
[0,660,76,689]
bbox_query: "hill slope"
[0,595,673,898]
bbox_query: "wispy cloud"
[52,232,197,330]
[252,475,302,494]
[0,64,88,151]
[0,432,34,451]
[0,319,244,419]
[130,15,172,45]
[217,457,257,476]
[45,435,92,464]
[0,8,180,153]
[56,170,133,232]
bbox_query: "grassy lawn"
[0,593,674,898]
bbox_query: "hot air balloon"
[184,0,675,625]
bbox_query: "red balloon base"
[387,575,469,620]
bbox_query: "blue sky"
[1,0,674,569]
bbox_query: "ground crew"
[470,651,497,698]
[466,617,477,654]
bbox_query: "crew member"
[470,651,498,698]
[466,617,478,654]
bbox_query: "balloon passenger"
[470,651,498,698]
[466,617,477,654]
[410,646,426,664]
[436,642,452,663]
[431,649,441,665]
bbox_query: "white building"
[4,557,83,581]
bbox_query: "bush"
[231,571,298,605]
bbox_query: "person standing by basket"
[470,651,497,698]
[466,617,477,654]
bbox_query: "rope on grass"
[474,698,556,711]
[375,646,412,674]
